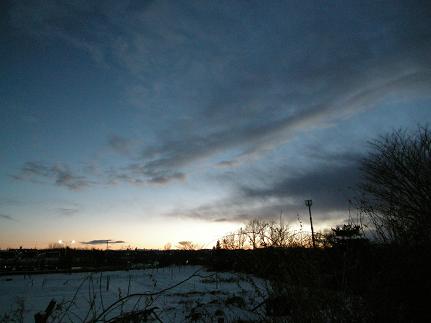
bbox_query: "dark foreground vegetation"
[1,126,430,322]
[1,243,429,322]
[212,243,430,322]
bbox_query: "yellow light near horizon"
[0,216,343,250]
[101,218,242,250]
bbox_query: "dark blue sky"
[1,0,430,248]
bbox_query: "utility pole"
[305,199,316,248]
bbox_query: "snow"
[0,266,268,322]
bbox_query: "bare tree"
[245,219,266,249]
[236,227,247,249]
[163,242,172,251]
[220,227,248,249]
[221,233,236,250]
[176,241,197,250]
[257,221,270,247]
[48,242,64,249]
[267,220,291,247]
[359,126,431,245]
[219,217,314,249]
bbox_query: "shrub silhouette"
[359,125,431,245]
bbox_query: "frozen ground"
[0,266,268,322]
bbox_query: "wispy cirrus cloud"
[108,134,133,155]
[55,208,79,217]
[8,1,431,181]
[148,172,186,185]
[6,1,431,221]
[171,151,362,223]
[0,198,22,206]
[80,239,125,245]
[0,214,17,222]
[13,161,93,191]
[105,162,187,186]
[13,159,187,191]
[134,69,431,177]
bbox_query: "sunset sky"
[1,0,430,249]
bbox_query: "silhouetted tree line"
[0,248,217,274]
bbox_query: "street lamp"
[305,200,316,248]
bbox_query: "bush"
[359,125,431,245]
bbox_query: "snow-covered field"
[0,266,268,322]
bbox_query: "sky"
[1,0,430,249]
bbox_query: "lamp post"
[305,200,316,248]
